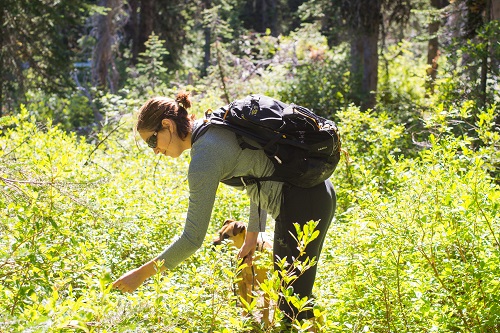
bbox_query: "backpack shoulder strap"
[191,119,211,145]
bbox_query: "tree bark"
[479,0,492,108]
[346,0,382,111]
[493,0,500,17]
[363,28,379,110]
[202,0,212,77]
[350,23,380,110]
[92,0,121,117]
[427,0,449,95]
[92,0,121,93]
[125,0,140,64]
[269,0,280,36]
[0,3,4,117]
[138,0,155,55]
[256,0,267,33]
[491,0,499,75]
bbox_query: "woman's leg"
[274,179,336,321]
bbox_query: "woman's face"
[139,120,187,158]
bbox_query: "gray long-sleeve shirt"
[156,120,283,269]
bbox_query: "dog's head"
[213,219,247,249]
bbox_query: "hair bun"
[175,91,192,110]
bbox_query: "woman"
[112,91,336,325]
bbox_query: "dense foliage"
[1,49,499,332]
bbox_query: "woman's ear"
[161,118,174,133]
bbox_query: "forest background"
[1,0,499,332]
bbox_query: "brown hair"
[135,91,194,139]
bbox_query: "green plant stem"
[417,246,470,332]
[215,40,230,104]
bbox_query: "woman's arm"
[113,127,239,292]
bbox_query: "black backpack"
[191,94,341,188]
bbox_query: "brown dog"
[213,219,272,326]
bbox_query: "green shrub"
[0,108,107,326]
[1,94,498,332]
[318,106,500,332]
[23,89,95,132]
[277,26,350,118]
[435,20,500,111]
[377,40,428,125]
[333,105,406,213]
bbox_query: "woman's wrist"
[245,231,259,244]
[141,259,166,279]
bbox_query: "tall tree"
[92,0,124,94]
[139,0,155,56]
[491,0,499,75]
[0,1,5,116]
[0,0,90,116]
[427,0,449,95]
[155,1,190,68]
[445,0,499,108]
[199,0,244,77]
[124,0,189,69]
[461,0,490,106]
[347,0,383,110]
[317,0,412,110]
[123,0,154,65]
[478,0,491,108]
[241,0,282,36]
[201,0,212,77]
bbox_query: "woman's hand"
[238,231,259,266]
[112,260,164,293]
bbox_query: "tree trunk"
[202,0,211,77]
[256,0,266,33]
[427,0,449,95]
[269,0,280,36]
[363,28,379,111]
[246,0,269,33]
[491,0,499,75]
[138,0,155,55]
[494,0,500,128]
[350,25,380,110]
[92,0,121,118]
[96,0,120,92]
[347,0,382,111]
[0,3,4,117]
[93,0,109,90]
[479,0,491,108]
[493,0,500,19]
[202,27,211,77]
[125,0,140,64]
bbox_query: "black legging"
[274,179,336,321]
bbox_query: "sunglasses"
[146,131,159,148]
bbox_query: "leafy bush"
[377,40,428,125]
[1,95,498,332]
[0,108,107,327]
[199,23,350,108]
[23,89,95,132]
[333,105,406,213]
[277,25,350,118]
[318,106,500,332]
